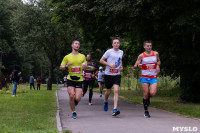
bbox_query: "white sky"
[21,0,29,4]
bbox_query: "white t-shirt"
[64,76,67,81]
[98,71,105,82]
[103,48,123,75]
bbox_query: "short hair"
[86,54,92,61]
[143,40,152,46]
[72,40,80,44]
[112,37,120,43]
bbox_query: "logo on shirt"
[115,58,121,68]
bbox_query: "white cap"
[99,66,103,69]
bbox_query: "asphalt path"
[57,85,200,133]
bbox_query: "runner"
[63,75,67,87]
[60,40,87,119]
[82,54,98,105]
[134,40,161,118]
[100,37,123,116]
[97,66,105,97]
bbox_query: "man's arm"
[99,56,115,68]
[155,51,161,73]
[134,54,143,69]
[18,72,21,76]
[60,63,72,70]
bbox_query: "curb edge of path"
[56,90,63,133]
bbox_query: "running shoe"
[74,100,78,106]
[72,112,77,119]
[112,109,120,116]
[144,111,150,118]
[88,102,93,106]
[100,94,102,97]
[103,101,108,111]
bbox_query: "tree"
[0,0,13,73]
[51,0,200,102]
[12,0,81,90]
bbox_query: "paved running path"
[57,85,200,133]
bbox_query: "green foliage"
[11,0,82,89]
[120,66,180,93]
[0,0,15,72]
[50,0,200,102]
[117,89,200,118]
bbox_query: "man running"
[82,54,98,105]
[63,75,67,87]
[134,40,161,118]
[60,40,87,119]
[97,66,105,97]
[100,37,123,116]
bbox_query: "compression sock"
[143,98,148,111]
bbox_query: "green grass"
[94,75,200,119]
[0,84,59,133]
[117,89,200,118]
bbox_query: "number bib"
[146,64,156,71]
[71,66,81,73]
[109,68,119,73]
[85,73,92,78]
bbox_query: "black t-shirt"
[13,70,19,82]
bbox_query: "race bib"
[71,66,81,73]
[146,64,156,71]
[109,68,119,73]
[85,73,92,78]
[142,63,156,71]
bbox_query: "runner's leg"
[75,88,83,103]
[105,89,111,102]
[89,80,94,103]
[67,86,76,111]
[142,83,150,110]
[83,81,89,96]
[148,83,157,106]
[142,83,150,99]
[142,83,151,117]
[102,83,104,92]
[150,83,157,97]
[98,82,102,94]
[113,84,119,109]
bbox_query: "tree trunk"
[180,64,200,102]
[47,61,53,90]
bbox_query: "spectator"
[36,76,41,90]
[63,75,67,87]
[29,74,35,90]
[12,65,21,96]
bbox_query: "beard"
[73,48,79,51]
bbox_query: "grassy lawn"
[0,84,59,133]
[94,76,200,119]
[117,89,200,119]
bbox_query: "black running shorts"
[67,80,83,88]
[104,75,121,89]
[98,81,104,84]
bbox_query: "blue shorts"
[140,77,157,85]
